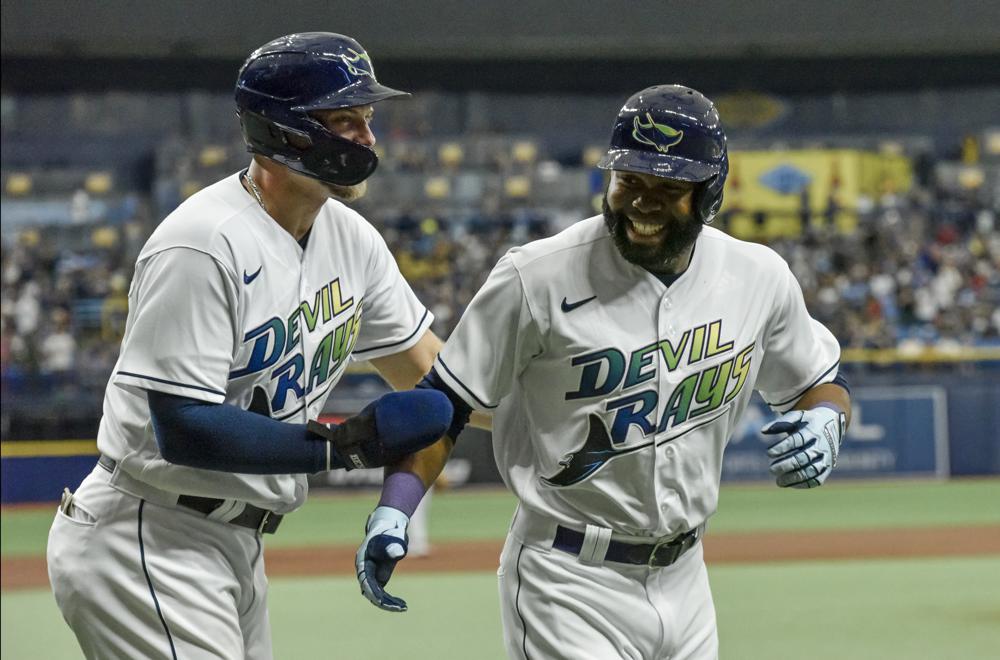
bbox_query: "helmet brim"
[294,81,410,112]
[597,148,720,182]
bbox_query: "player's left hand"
[356,506,410,613]
[761,407,846,488]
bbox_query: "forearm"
[147,390,329,474]
[794,383,852,426]
[374,358,473,516]
[386,436,455,487]
[379,437,454,516]
[148,388,452,476]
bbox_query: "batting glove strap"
[762,407,844,489]
[307,415,376,471]
[308,390,454,472]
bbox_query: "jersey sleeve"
[351,227,433,361]
[434,254,543,411]
[112,247,239,403]
[755,263,842,413]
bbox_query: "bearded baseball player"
[355,85,852,660]
[46,33,454,659]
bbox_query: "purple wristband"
[378,471,427,518]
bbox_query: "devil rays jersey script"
[435,217,839,538]
[99,173,431,513]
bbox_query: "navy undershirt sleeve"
[146,390,337,474]
[831,372,850,395]
[417,368,473,442]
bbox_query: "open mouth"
[626,218,667,241]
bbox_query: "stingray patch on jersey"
[543,414,642,487]
[564,320,755,443]
[229,279,363,416]
[543,406,732,487]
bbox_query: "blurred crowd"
[2,183,997,400]
[1,199,153,398]
[767,192,999,350]
[380,211,554,337]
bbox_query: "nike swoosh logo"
[561,295,597,313]
[243,266,262,285]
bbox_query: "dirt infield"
[4,525,999,592]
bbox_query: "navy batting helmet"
[235,32,409,186]
[598,85,728,223]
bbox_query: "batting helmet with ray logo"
[598,85,729,223]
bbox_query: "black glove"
[307,389,453,470]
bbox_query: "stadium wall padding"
[2,368,998,503]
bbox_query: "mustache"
[602,199,686,229]
[601,195,702,270]
[602,202,679,232]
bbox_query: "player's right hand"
[761,406,845,488]
[308,390,453,470]
[356,506,410,612]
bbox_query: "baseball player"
[355,85,852,660]
[46,33,453,660]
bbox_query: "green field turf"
[3,556,998,659]
[3,479,999,557]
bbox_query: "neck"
[245,159,325,241]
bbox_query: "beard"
[325,180,368,202]
[602,196,702,273]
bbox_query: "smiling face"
[603,169,703,273]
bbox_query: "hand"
[761,407,846,488]
[307,389,453,470]
[356,506,410,612]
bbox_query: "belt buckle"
[647,538,675,568]
[257,511,271,535]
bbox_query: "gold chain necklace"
[243,170,266,212]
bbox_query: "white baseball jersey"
[436,216,839,538]
[97,172,431,513]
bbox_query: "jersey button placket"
[661,296,676,336]
[653,294,674,516]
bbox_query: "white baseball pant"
[47,464,273,659]
[497,513,717,660]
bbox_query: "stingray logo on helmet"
[341,48,374,78]
[632,113,684,154]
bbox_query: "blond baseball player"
[355,85,852,660]
[46,33,453,660]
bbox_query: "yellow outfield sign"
[722,149,913,214]
[841,346,1000,365]
[1,440,99,458]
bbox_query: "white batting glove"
[356,506,410,612]
[761,407,846,488]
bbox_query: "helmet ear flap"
[238,110,301,156]
[236,110,312,157]
[695,153,728,224]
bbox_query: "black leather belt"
[98,455,283,534]
[553,525,700,568]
